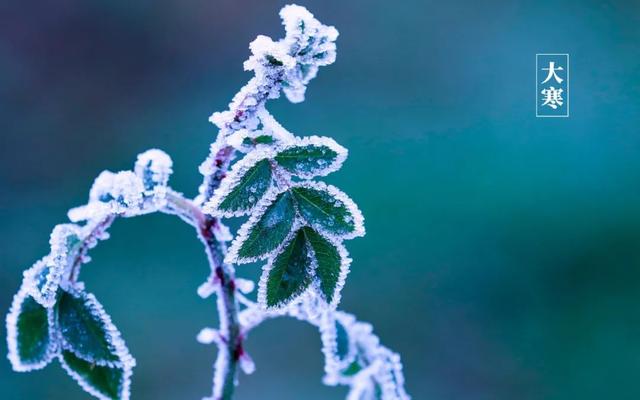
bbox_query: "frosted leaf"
[225,189,296,264]
[134,149,173,190]
[257,227,314,310]
[320,312,357,382]
[24,224,81,308]
[56,286,135,369]
[59,350,133,400]
[274,136,347,179]
[6,285,58,372]
[290,182,365,239]
[304,227,351,307]
[279,4,339,103]
[244,35,296,81]
[203,151,274,218]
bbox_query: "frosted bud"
[197,328,222,345]
[134,149,173,189]
[197,279,217,299]
[235,278,255,294]
[89,171,145,215]
[239,351,256,375]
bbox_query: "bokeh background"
[2,0,640,399]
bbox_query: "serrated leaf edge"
[292,181,365,240]
[203,150,275,218]
[307,230,352,309]
[57,285,136,369]
[58,351,133,400]
[256,223,315,310]
[273,135,347,179]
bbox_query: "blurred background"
[1,0,640,399]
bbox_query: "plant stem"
[199,215,241,400]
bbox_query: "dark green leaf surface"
[15,295,54,366]
[274,144,338,177]
[266,229,313,307]
[219,158,272,213]
[237,191,296,260]
[302,227,342,302]
[56,289,119,364]
[61,351,124,400]
[292,186,355,236]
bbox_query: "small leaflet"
[304,227,351,307]
[291,182,365,239]
[6,286,58,372]
[56,286,135,369]
[59,350,133,400]
[274,136,347,179]
[226,189,296,264]
[258,227,314,309]
[203,151,275,218]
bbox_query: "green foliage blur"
[1,0,639,399]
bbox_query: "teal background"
[1,0,640,399]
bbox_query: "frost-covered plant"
[6,5,410,400]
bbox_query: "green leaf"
[302,227,343,303]
[263,229,313,308]
[60,351,128,400]
[211,158,273,216]
[56,289,121,365]
[7,290,57,371]
[291,184,361,237]
[232,191,296,262]
[274,138,344,178]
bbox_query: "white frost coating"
[293,181,366,240]
[6,285,58,372]
[134,148,173,189]
[274,135,348,179]
[256,108,295,142]
[197,328,222,345]
[235,278,255,294]
[278,4,339,103]
[309,233,352,309]
[23,224,81,308]
[322,311,411,400]
[89,171,145,216]
[239,352,256,375]
[202,149,276,218]
[224,186,288,265]
[58,285,136,370]
[58,352,133,400]
[197,280,217,299]
[319,312,356,380]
